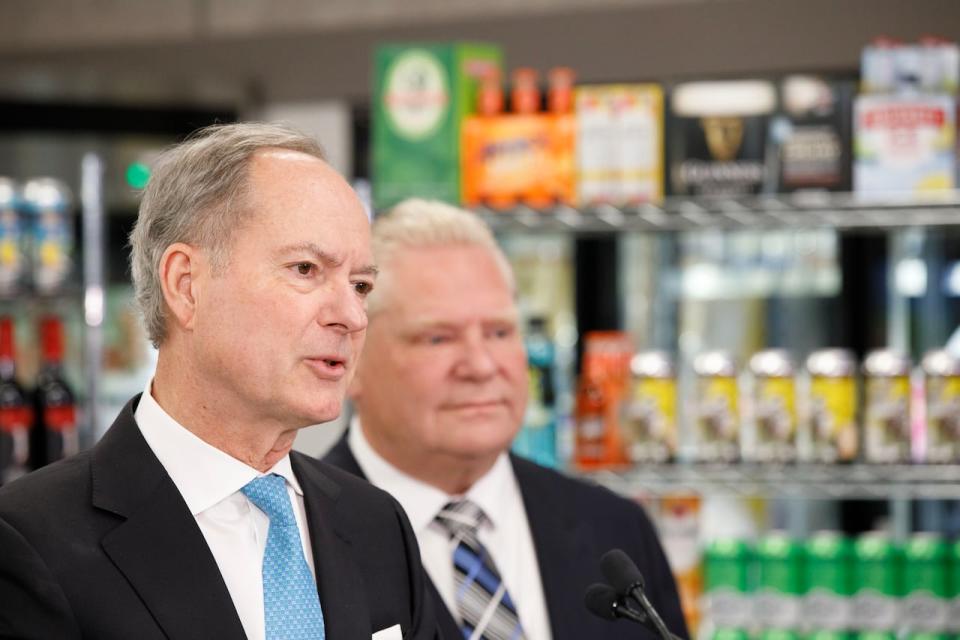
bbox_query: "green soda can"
[806,632,852,640]
[903,634,949,640]
[902,534,949,632]
[754,532,804,629]
[705,538,753,629]
[759,630,801,640]
[851,534,903,631]
[803,532,853,631]
[712,629,750,640]
[947,539,960,634]
[855,633,896,640]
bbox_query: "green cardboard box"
[372,42,502,211]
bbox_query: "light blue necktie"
[242,473,326,640]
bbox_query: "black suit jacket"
[0,396,438,640]
[323,433,689,640]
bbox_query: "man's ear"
[159,242,202,334]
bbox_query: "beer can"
[902,533,949,632]
[948,539,960,633]
[863,350,912,463]
[754,532,804,630]
[623,351,677,463]
[694,351,740,463]
[807,349,859,463]
[704,538,752,629]
[749,350,798,463]
[851,533,903,631]
[920,350,960,463]
[803,531,854,631]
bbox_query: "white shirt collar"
[348,416,515,532]
[135,380,303,516]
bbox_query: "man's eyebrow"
[272,242,378,275]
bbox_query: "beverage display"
[0,316,33,484]
[920,350,960,463]
[32,315,79,468]
[753,533,804,630]
[694,351,740,463]
[21,178,73,295]
[0,177,28,297]
[513,316,558,467]
[862,350,912,463]
[704,538,753,629]
[851,534,902,631]
[574,331,632,468]
[803,532,854,631]
[807,349,859,463]
[749,350,798,463]
[622,350,677,463]
[901,534,950,633]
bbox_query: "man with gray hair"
[0,124,438,640]
[324,198,687,640]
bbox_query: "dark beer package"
[669,80,776,196]
[767,76,855,193]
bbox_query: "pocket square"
[372,623,402,640]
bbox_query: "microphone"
[584,583,648,624]
[600,549,680,640]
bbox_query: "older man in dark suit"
[323,198,688,640]
[0,123,437,640]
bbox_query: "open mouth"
[305,357,347,379]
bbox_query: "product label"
[706,589,751,628]
[753,590,802,628]
[864,376,911,463]
[44,405,76,432]
[802,589,851,630]
[0,406,33,432]
[901,592,949,631]
[624,378,676,462]
[383,50,449,140]
[754,377,797,462]
[851,591,900,630]
[925,375,960,462]
[810,376,858,462]
[697,377,739,461]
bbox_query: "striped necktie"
[435,500,526,640]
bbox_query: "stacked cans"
[704,532,959,638]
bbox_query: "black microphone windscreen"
[584,583,620,621]
[600,549,646,594]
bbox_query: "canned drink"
[863,350,912,463]
[803,531,854,631]
[948,539,960,633]
[704,538,752,629]
[902,533,950,632]
[921,350,960,464]
[22,177,73,295]
[807,349,859,463]
[851,533,903,631]
[0,178,27,297]
[856,633,897,640]
[749,350,797,463]
[623,351,677,463]
[806,633,852,640]
[694,351,740,463]
[754,532,804,630]
[712,630,750,640]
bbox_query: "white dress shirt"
[349,419,552,640]
[135,382,316,640]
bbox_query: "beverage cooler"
[369,38,960,638]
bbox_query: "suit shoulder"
[512,456,653,523]
[294,452,397,509]
[0,453,92,528]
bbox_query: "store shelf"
[579,463,960,500]
[476,191,960,234]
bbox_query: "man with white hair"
[0,124,438,639]
[324,198,688,640]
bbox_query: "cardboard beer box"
[372,42,501,210]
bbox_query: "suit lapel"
[512,456,589,640]
[292,452,371,640]
[92,396,246,639]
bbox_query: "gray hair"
[130,122,326,347]
[368,198,515,316]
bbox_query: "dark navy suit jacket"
[323,433,689,640]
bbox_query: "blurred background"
[2,1,960,637]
